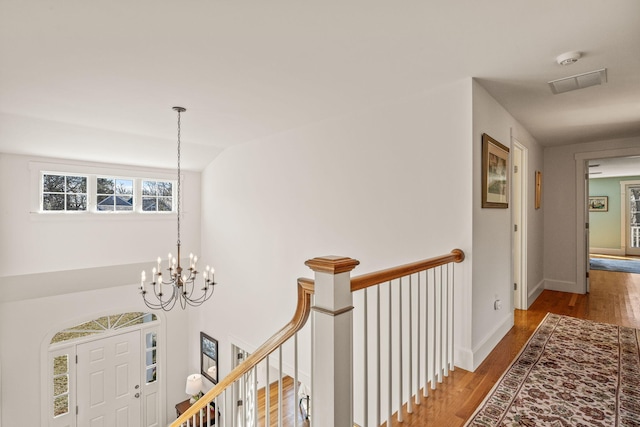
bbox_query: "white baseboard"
[468,312,514,371]
[527,279,544,308]
[544,278,581,293]
[455,347,474,372]
[590,247,625,256]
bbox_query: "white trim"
[575,146,640,294]
[41,310,165,427]
[29,160,179,215]
[527,279,545,308]
[544,278,579,293]
[469,312,513,371]
[589,247,625,256]
[511,137,528,310]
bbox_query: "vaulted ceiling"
[1,0,639,170]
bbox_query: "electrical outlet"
[494,299,502,310]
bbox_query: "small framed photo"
[482,133,510,208]
[535,170,542,209]
[589,196,608,212]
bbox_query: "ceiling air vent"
[548,68,607,94]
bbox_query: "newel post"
[305,255,360,427]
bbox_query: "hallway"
[388,269,640,426]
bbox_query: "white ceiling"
[1,0,639,171]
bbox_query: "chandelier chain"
[176,108,181,246]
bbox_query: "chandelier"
[140,106,216,310]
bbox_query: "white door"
[512,140,527,309]
[77,330,142,427]
[626,185,640,256]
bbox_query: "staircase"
[172,249,465,427]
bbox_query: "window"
[42,174,87,211]
[146,331,158,384]
[142,180,173,212]
[50,312,157,344]
[97,177,134,211]
[38,170,175,214]
[52,354,70,417]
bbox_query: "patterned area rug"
[465,314,640,426]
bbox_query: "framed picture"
[535,170,542,209]
[589,196,608,212]
[201,332,218,384]
[482,133,510,208]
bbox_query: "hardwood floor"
[256,375,310,427]
[256,269,640,427]
[389,269,640,427]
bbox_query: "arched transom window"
[50,312,157,344]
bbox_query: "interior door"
[77,330,141,427]
[512,141,527,309]
[584,166,590,293]
[626,185,640,255]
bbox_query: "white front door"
[77,330,142,427]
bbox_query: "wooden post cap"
[305,256,360,274]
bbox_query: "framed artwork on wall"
[482,133,510,208]
[589,196,608,212]
[535,170,542,209]
[201,332,218,384]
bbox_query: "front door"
[77,330,142,426]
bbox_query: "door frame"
[575,146,640,293]
[511,138,528,309]
[43,313,164,427]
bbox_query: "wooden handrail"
[172,249,464,426]
[350,249,464,292]
[171,278,315,427]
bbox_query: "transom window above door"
[50,312,157,344]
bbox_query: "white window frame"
[30,161,177,216]
[41,173,89,212]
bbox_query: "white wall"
[470,81,544,369]
[0,153,201,278]
[196,79,474,421]
[0,153,201,426]
[543,137,640,292]
[0,284,190,427]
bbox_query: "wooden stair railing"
[171,248,465,427]
[350,249,464,292]
[170,278,315,427]
[349,249,465,426]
